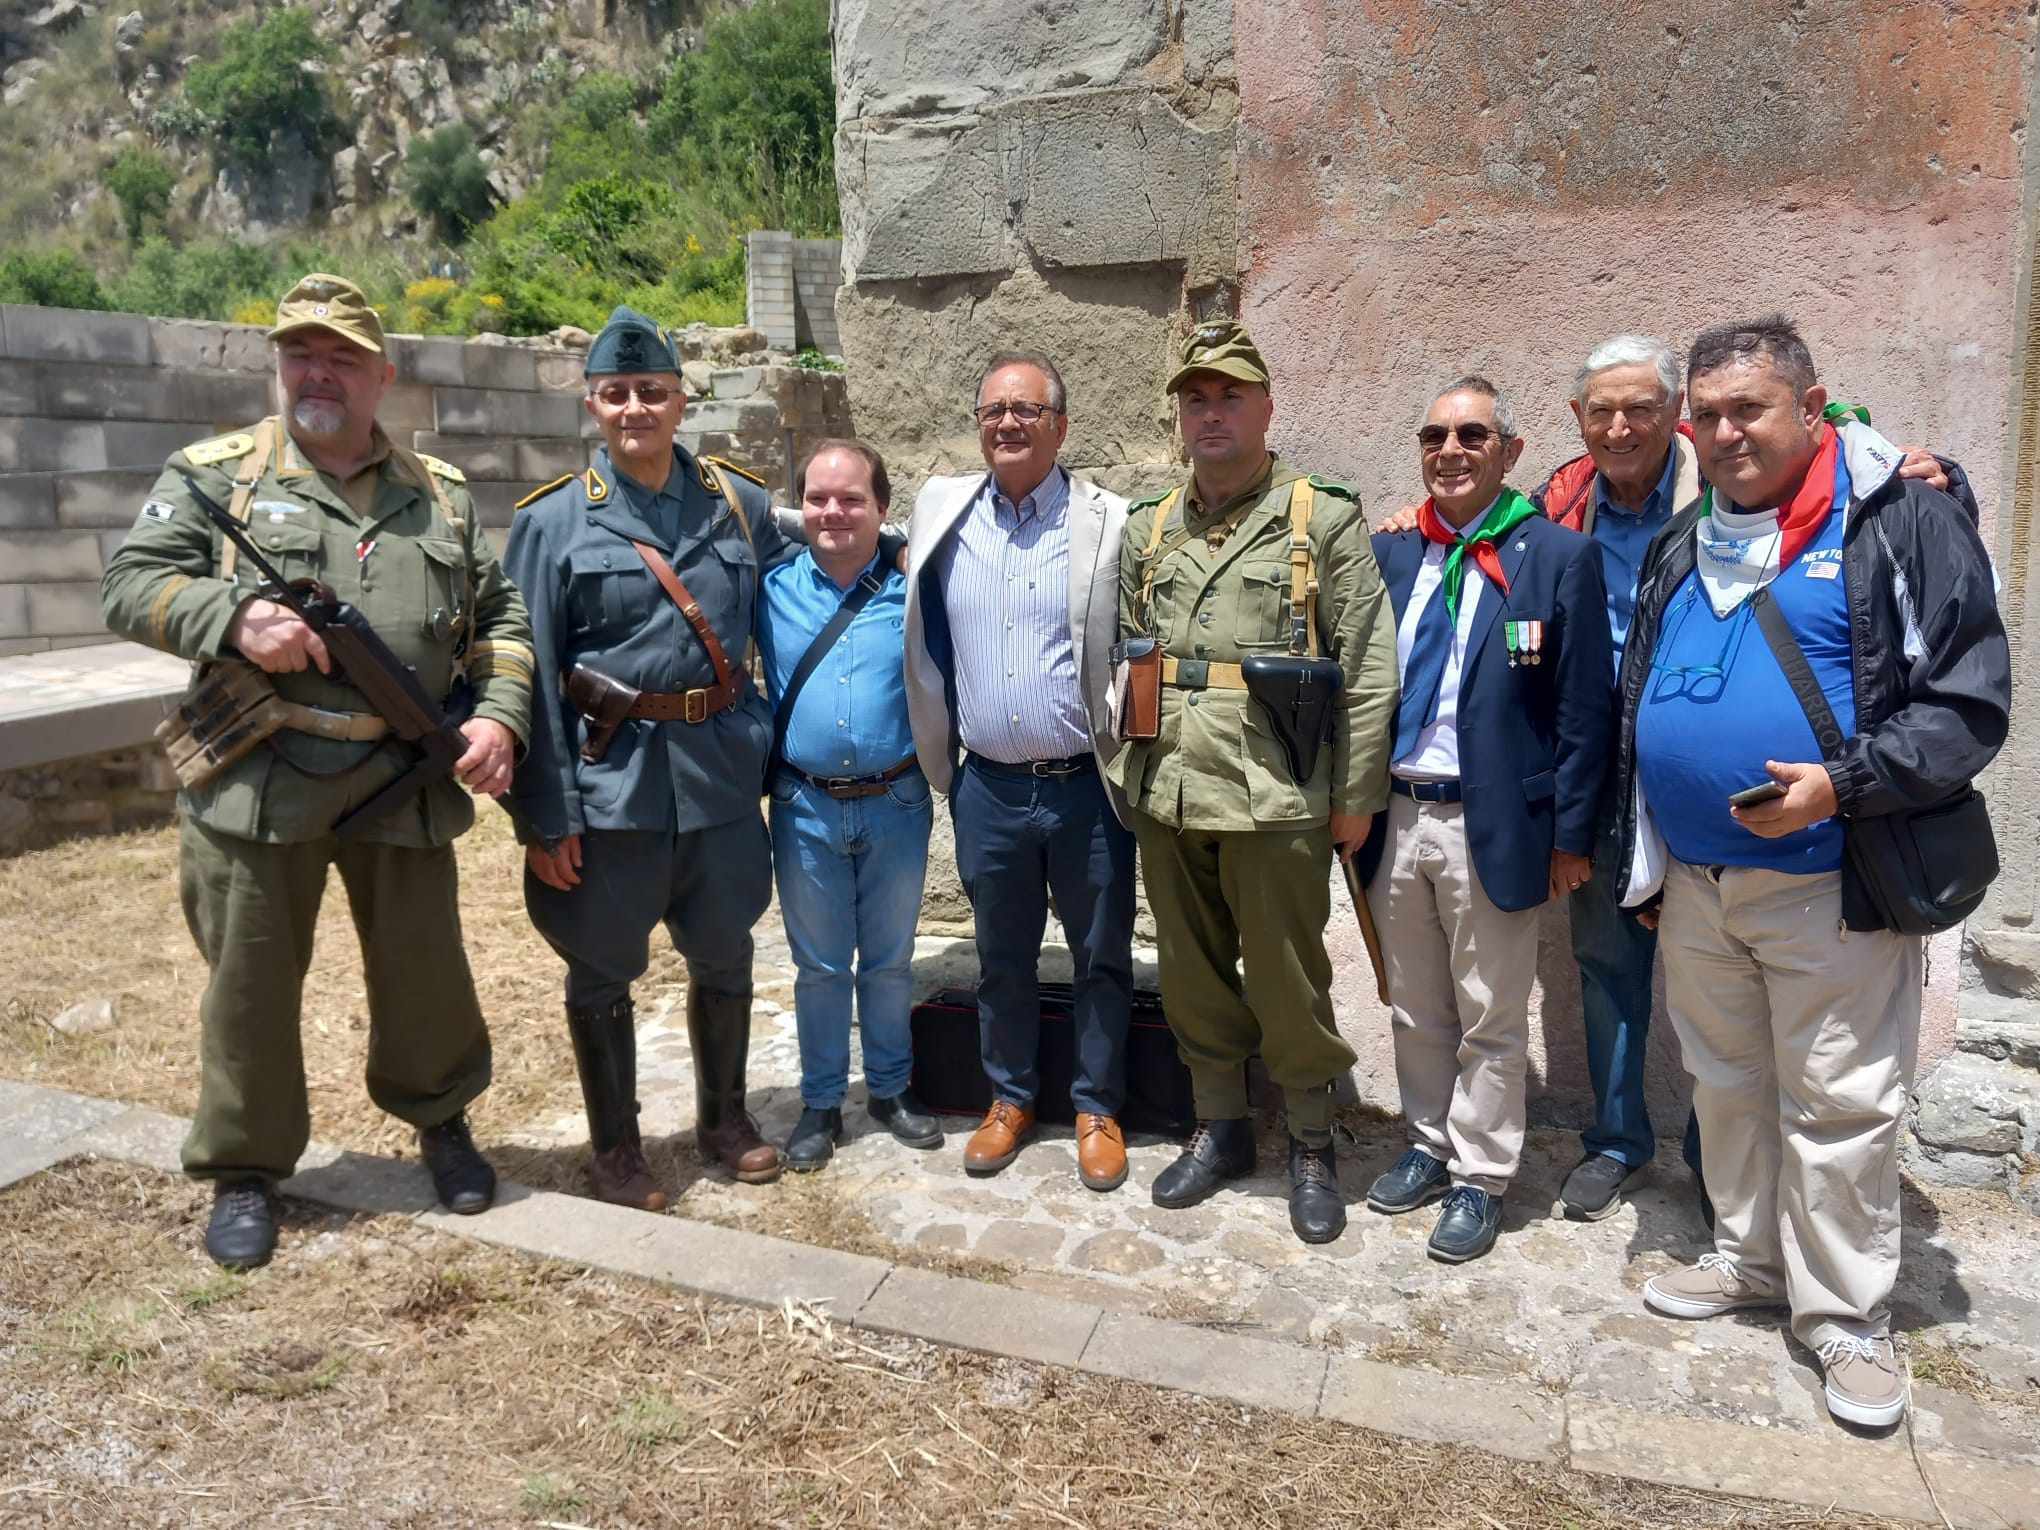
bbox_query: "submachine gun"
[174,469,477,838]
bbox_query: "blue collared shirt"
[757,549,915,778]
[1593,444,1679,664]
[931,465,1091,763]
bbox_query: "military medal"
[1528,620,1543,665]
[1505,620,1520,667]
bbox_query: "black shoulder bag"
[772,567,887,764]
[1748,585,1997,935]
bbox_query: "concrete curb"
[2,1079,2033,1529]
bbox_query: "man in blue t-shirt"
[1616,316,2009,1431]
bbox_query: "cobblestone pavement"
[509,904,2040,1473]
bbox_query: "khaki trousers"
[1660,860,1919,1348]
[1366,794,1539,1193]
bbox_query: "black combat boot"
[1152,1117,1256,1209]
[1287,1136,1346,1244]
[418,1111,496,1214]
[786,1106,845,1171]
[566,995,667,1211]
[205,1178,277,1270]
[687,986,782,1184]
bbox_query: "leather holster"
[564,664,640,763]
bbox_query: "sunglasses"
[1417,422,1505,452]
[594,381,676,407]
[972,400,1059,426]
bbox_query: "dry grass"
[0,1158,1923,1530]
[0,811,655,1161]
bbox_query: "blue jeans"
[1570,818,1703,1177]
[769,766,933,1109]
[950,756,1137,1116]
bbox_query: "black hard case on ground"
[909,982,1194,1138]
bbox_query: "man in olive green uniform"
[100,274,534,1270]
[1110,322,1397,1244]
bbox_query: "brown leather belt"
[782,757,919,800]
[627,682,743,725]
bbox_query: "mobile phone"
[1728,780,1788,809]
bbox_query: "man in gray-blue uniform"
[505,308,794,1206]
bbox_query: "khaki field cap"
[1165,319,1271,394]
[268,272,385,354]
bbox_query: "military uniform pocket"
[413,536,468,643]
[566,547,656,634]
[239,521,325,588]
[1240,699,1315,824]
[1233,561,1291,647]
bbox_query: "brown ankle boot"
[590,1139,668,1211]
[686,986,783,1184]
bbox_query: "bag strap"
[1285,477,1317,656]
[1748,587,1848,760]
[772,567,886,763]
[219,417,278,583]
[1135,488,1197,632]
[630,540,740,695]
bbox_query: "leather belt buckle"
[818,775,858,792]
[684,689,709,724]
[1174,658,1209,689]
[1030,758,1079,777]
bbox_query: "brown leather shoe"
[1076,1113,1127,1192]
[697,1114,783,1184]
[964,1100,1034,1175]
[590,1141,668,1211]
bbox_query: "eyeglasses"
[594,381,676,407]
[1417,422,1505,452]
[972,400,1059,426]
[1646,590,1752,706]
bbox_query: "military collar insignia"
[584,465,609,504]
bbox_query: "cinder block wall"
[0,306,850,655]
[747,231,844,355]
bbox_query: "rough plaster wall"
[1237,0,2035,1120]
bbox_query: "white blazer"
[903,469,1128,812]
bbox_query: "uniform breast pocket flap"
[566,546,646,631]
[414,536,468,637]
[1234,561,1291,646]
[241,520,325,585]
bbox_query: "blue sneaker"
[1427,1185,1503,1263]
[1365,1148,1450,1214]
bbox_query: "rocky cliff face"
[1,0,705,244]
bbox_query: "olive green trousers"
[177,816,492,1182]
[1131,811,1355,1139]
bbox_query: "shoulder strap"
[1135,488,1190,632]
[630,540,739,694]
[219,417,278,583]
[1749,587,1847,760]
[1286,477,1317,655]
[772,567,886,764]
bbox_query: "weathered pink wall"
[1237,0,2036,1126]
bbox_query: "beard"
[291,397,348,437]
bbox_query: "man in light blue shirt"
[757,439,940,1171]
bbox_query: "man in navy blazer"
[1360,376,1613,1263]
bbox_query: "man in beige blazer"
[903,349,1136,1192]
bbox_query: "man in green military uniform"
[101,273,535,1270]
[1111,321,1398,1245]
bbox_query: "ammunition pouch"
[564,664,640,763]
[1241,655,1343,784]
[156,660,290,788]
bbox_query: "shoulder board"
[514,474,575,511]
[416,452,466,484]
[1304,475,1358,501]
[1127,491,1172,512]
[702,455,767,490]
[183,431,256,467]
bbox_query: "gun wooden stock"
[1342,856,1390,1005]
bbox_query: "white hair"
[1434,375,1518,438]
[1572,334,1679,405]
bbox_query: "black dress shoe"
[786,1105,845,1171]
[1365,1147,1450,1214]
[205,1178,276,1270]
[419,1112,496,1214]
[1152,1118,1255,1210]
[1560,1152,1644,1221]
[1428,1184,1503,1263]
[1288,1137,1346,1244]
[868,1088,942,1149]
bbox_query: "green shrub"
[179,10,345,175]
[403,124,496,242]
[0,248,109,310]
[100,148,176,241]
[107,237,281,320]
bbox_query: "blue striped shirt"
[934,467,1091,763]
[757,551,915,778]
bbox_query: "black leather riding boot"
[686,986,781,1183]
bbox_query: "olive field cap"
[585,305,682,377]
[1164,319,1271,394]
[268,273,385,354]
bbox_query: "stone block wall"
[747,231,845,355]
[0,744,180,854]
[0,307,851,654]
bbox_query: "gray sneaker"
[1560,1152,1645,1221]
[1643,1252,1784,1319]
[1819,1334,1905,1428]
